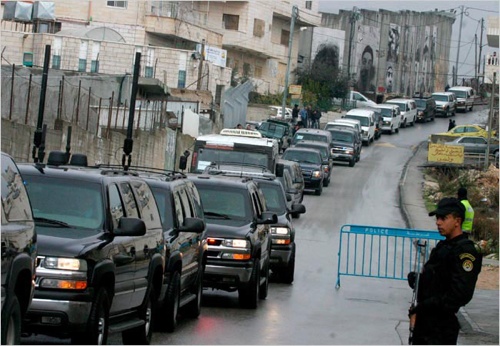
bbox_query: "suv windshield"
[23,175,104,231]
[450,90,467,98]
[259,123,286,138]
[431,94,449,102]
[258,183,286,213]
[196,186,252,221]
[296,144,328,160]
[415,99,428,108]
[344,115,369,126]
[282,150,321,164]
[378,108,393,117]
[331,131,354,143]
[292,133,328,145]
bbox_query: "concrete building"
[484,16,499,85]
[320,8,455,97]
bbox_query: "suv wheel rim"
[97,317,106,345]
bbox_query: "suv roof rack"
[220,128,263,138]
[96,164,186,181]
[204,165,276,180]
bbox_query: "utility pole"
[281,5,298,119]
[478,18,484,83]
[197,39,205,90]
[454,5,464,86]
[346,7,358,80]
[474,34,477,81]
[484,72,496,171]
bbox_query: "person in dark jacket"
[292,104,299,124]
[311,108,322,129]
[407,197,482,345]
[448,119,456,131]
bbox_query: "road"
[22,106,490,345]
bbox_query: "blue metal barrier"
[335,225,445,289]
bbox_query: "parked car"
[277,159,305,215]
[133,168,207,332]
[329,128,359,167]
[19,152,165,344]
[257,119,293,152]
[448,136,499,156]
[448,86,475,112]
[254,178,305,283]
[281,147,324,196]
[294,140,332,187]
[384,98,417,128]
[433,124,497,139]
[188,174,276,309]
[268,106,293,120]
[431,92,457,117]
[1,152,37,345]
[415,98,436,123]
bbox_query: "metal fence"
[335,225,444,289]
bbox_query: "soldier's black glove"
[407,272,416,289]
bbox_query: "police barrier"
[335,225,445,289]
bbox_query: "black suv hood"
[297,162,321,171]
[36,227,107,258]
[331,140,354,149]
[205,219,254,238]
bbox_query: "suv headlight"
[222,239,250,248]
[271,227,290,235]
[43,257,87,271]
[271,227,291,245]
[312,170,322,178]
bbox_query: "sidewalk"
[400,141,499,344]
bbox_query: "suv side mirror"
[286,194,292,202]
[179,217,205,233]
[258,211,278,224]
[291,203,306,214]
[115,217,146,237]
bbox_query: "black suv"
[253,178,305,283]
[415,98,436,123]
[19,152,165,344]
[1,152,37,345]
[188,174,276,309]
[257,119,292,153]
[132,168,207,332]
[294,140,332,187]
[329,128,358,167]
[281,147,324,196]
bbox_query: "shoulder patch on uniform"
[462,259,474,272]
[459,253,476,261]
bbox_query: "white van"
[447,86,475,112]
[324,119,362,137]
[373,104,401,134]
[343,108,376,145]
[384,98,417,128]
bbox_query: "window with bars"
[107,1,127,8]
[305,1,312,10]
[222,14,239,30]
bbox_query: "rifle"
[408,239,427,345]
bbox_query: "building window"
[145,66,153,78]
[305,1,312,10]
[107,1,127,8]
[78,59,86,72]
[215,85,224,105]
[78,41,88,72]
[177,70,186,88]
[91,42,100,73]
[280,29,290,46]
[222,14,239,30]
[253,18,265,37]
[52,55,61,69]
[91,60,99,73]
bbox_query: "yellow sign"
[289,85,302,95]
[428,143,464,164]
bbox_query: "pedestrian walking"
[292,104,299,124]
[407,197,482,345]
[458,187,474,237]
[311,108,322,129]
[306,105,313,128]
[448,119,456,131]
[299,106,308,128]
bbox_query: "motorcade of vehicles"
[372,104,401,134]
[328,128,358,167]
[18,152,165,344]
[431,92,457,117]
[290,128,332,150]
[343,108,376,145]
[448,136,499,156]
[190,128,279,174]
[1,152,37,345]
[187,174,276,309]
[277,159,305,216]
[253,178,305,284]
[415,98,436,123]
[384,98,417,128]
[281,147,324,196]
[294,140,332,187]
[257,119,293,153]
[447,86,475,112]
[129,168,207,333]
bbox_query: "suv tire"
[315,184,323,196]
[280,243,295,284]
[349,159,355,167]
[72,288,110,345]
[182,271,203,318]
[323,177,330,187]
[158,271,180,332]
[122,286,154,345]
[238,259,260,309]
[1,296,21,345]
[259,259,270,300]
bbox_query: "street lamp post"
[281,5,298,120]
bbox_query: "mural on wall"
[355,25,380,93]
[387,23,400,63]
[385,64,394,93]
[430,26,438,91]
[420,26,431,94]
[311,27,345,70]
[312,44,341,71]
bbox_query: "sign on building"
[204,45,227,67]
[289,84,302,95]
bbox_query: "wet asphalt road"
[22,107,489,345]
